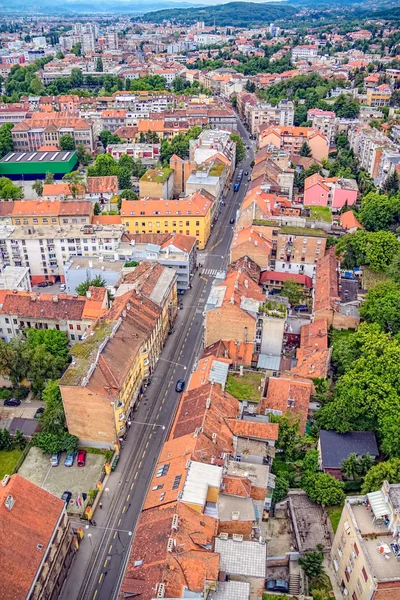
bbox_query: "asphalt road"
[69,118,254,600]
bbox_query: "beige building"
[331,481,400,600]
[139,167,174,199]
[258,126,329,162]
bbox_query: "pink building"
[304,173,358,212]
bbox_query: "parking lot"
[31,282,65,295]
[18,446,105,514]
[0,398,43,421]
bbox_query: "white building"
[291,45,318,62]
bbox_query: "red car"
[77,449,86,467]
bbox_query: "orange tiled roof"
[226,419,279,441]
[121,193,213,218]
[202,340,255,367]
[340,210,363,230]
[0,474,65,600]
[87,176,118,195]
[259,376,312,435]
[188,354,232,391]
[300,319,329,351]
[222,475,252,497]
[42,183,85,197]
[11,200,91,217]
[0,290,101,322]
[314,252,340,313]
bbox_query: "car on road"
[59,284,66,292]
[64,451,77,467]
[77,449,86,467]
[230,217,235,224]
[247,176,251,182]
[175,379,185,393]
[3,397,21,407]
[266,580,289,594]
[34,407,44,419]
[50,452,61,467]
[245,171,248,176]
[38,281,48,288]
[61,491,72,504]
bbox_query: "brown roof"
[11,200,91,217]
[122,232,171,245]
[87,176,118,195]
[122,262,173,304]
[260,376,312,435]
[222,475,252,497]
[314,252,340,313]
[0,474,65,600]
[300,319,328,351]
[162,233,197,254]
[0,201,14,216]
[114,125,138,139]
[120,503,219,600]
[227,255,261,284]
[225,419,279,442]
[202,340,254,367]
[0,291,90,321]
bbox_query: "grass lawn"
[226,371,264,402]
[307,206,332,223]
[0,448,23,479]
[327,505,343,533]
[362,266,389,290]
[309,574,334,600]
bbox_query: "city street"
[61,118,254,600]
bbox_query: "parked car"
[61,491,72,504]
[59,284,66,292]
[64,452,77,467]
[266,580,289,593]
[230,217,235,224]
[50,452,61,467]
[3,397,21,407]
[175,379,185,393]
[34,407,44,419]
[38,281,48,288]
[77,449,86,467]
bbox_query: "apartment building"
[0,287,108,343]
[12,114,96,152]
[0,102,30,126]
[273,225,327,278]
[101,109,127,133]
[1,474,76,600]
[331,481,400,600]
[120,192,213,249]
[237,186,298,229]
[246,99,295,136]
[348,126,394,179]
[307,108,336,147]
[230,227,273,269]
[260,376,312,435]
[190,129,236,177]
[376,148,400,189]
[259,126,329,162]
[9,200,92,227]
[139,167,174,199]
[304,173,358,212]
[291,45,318,61]
[0,223,124,284]
[107,142,160,164]
[366,84,392,107]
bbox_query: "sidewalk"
[323,556,343,600]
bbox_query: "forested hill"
[140,2,296,27]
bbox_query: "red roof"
[260,271,313,288]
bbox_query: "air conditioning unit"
[206,398,211,409]
[156,583,165,598]
[232,534,243,542]
[171,514,179,531]
[219,533,229,540]
[212,433,217,443]
[167,538,174,553]
[232,511,240,521]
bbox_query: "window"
[345,570,350,582]
[186,221,189,226]
[156,464,170,478]
[196,221,200,226]
[352,594,358,600]
[69,324,74,330]
[71,334,75,340]
[77,325,81,330]
[361,567,368,582]
[353,543,359,556]
[356,579,363,594]
[172,475,182,490]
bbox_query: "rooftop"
[210,581,250,600]
[319,430,379,469]
[214,538,267,578]
[0,150,77,164]
[140,167,173,183]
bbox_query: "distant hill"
[140,2,296,27]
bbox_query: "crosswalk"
[202,269,224,277]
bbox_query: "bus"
[233,170,243,192]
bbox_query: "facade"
[246,100,295,136]
[101,110,127,133]
[307,109,336,147]
[139,168,174,199]
[12,115,96,153]
[0,473,76,600]
[120,192,213,250]
[63,257,124,294]
[258,126,329,162]
[366,84,392,107]
[107,142,160,164]
[291,45,318,61]
[304,173,358,212]
[274,226,327,278]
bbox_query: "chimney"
[52,295,58,303]
[86,290,92,300]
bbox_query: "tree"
[341,453,360,480]
[0,428,13,451]
[56,51,64,59]
[0,337,30,386]
[59,134,75,151]
[32,179,43,197]
[25,328,69,360]
[303,472,345,506]
[87,153,119,177]
[118,166,132,190]
[359,191,400,231]
[96,57,104,72]
[28,344,68,397]
[333,94,360,118]
[230,132,246,166]
[62,170,85,197]
[362,458,400,493]
[76,275,106,297]
[120,189,138,200]
[302,449,320,474]
[70,68,83,88]
[299,141,312,157]
[335,230,400,272]
[76,143,92,166]
[383,171,400,197]
[0,122,14,159]
[94,202,101,215]
[33,431,78,455]
[13,429,26,450]
[0,177,23,200]
[299,550,325,579]
[44,172,55,184]
[359,281,400,334]
[70,42,82,56]
[40,381,66,435]
[272,475,289,503]
[281,280,303,305]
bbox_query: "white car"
[59,284,66,292]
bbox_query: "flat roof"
[1,224,124,241]
[210,581,250,600]
[214,538,266,578]
[180,462,223,507]
[1,151,77,164]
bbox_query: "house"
[259,376,312,434]
[0,474,75,600]
[259,271,313,296]
[340,210,364,232]
[304,173,358,212]
[318,430,379,479]
[258,126,329,162]
[10,200,92,226]
[292,319,331,382]
[230,227,273,269]
[101,109,126,132]
[366,84,392,107]
[86,176,119,208]
[331,481,400,600]
[139,167,174,199]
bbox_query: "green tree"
[387,252,400,283]
[362,458,400,493]
[303,472,345,506]
[70,68,83,88]
[303,449,320,474]
[281,280,304,305]
[70,42,82,56]
[76,143,92,166]
[28,345,68,396]
[383,171,400,197]
[0,177,23,200]
[118,166,132,190]
[94,202,101,215]
[336,230,400,272]
[360,281,400,334]
[87,153,119,177]
[299,550,325,579]
[0,123,14,159]
[32,179,43,197]
[33,431,78,454]
[96,57,104,72]
[62,170,85,197]
[333,94,360,118]
[230,132,245,165]
[359,191,400,231]
[56,51,64,59]
[59,133,75,151]
[341,453,360,480]
[40,381,66,435]
[25,328,69,360]
[76,275,106,297]
[44,172,55,184]
[120,189,138,200]
[272,475,289,503]
[0,428,13,451]
[12,429,26,450]
[299,141,312,157]
[0,337,30,386]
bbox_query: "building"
[318,430,378,480]
[101,110,126,133]
[107,142,160,165]
[366,84,392,107]
[189,129,236,179]
[304,173,358,212]
[0,473,75,600]
[86,176,119,208]
[0,287,108,343]
[307,108,336,147]
[246,100,295,136]
[9,200,92,226]
[230,227,273,269]
[63,257,124,294]
[258,126,329,162]
[331,481,400,600]
[273,225,327,278]
[139,167,174,199]
[0,266,31,291]
[291,45,318,61]
[120,192,213,249]
[0,151,78,180]
[259,376,312,435]
[12,115,96,153]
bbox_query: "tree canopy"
[76,275,106,297]
[335,230,400,272]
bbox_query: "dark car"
[230,217,235,224]
[77,449,86,467]
[34,407,44,419]
[266,580,289,594]
[38,281,48,288]
[61,491,72,504]
[175,379,185,393]
[3,397,21,407]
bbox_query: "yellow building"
[10,200,92,226]
[366,84,392,107]
[120,191,213,249]
[139,167,174,199]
